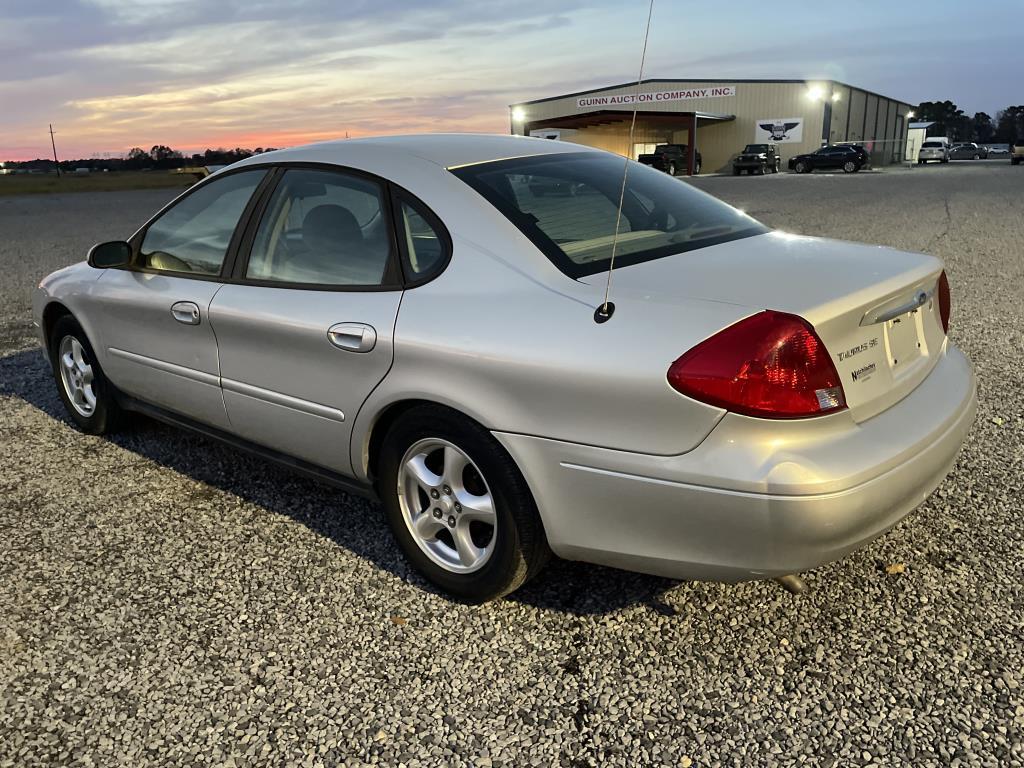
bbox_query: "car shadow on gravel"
[0,347,677,614]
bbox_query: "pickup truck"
[637,144,702,175]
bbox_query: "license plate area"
[884,309,925,376]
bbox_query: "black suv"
[733,144,780,175]
[788,145,866,174]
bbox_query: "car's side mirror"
[87,240,132,269]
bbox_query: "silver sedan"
[33,135,976,601]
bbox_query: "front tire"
[843,160,858,173]
[49,316,123,435]
[377,405,550,602]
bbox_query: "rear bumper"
[495,344,976,581]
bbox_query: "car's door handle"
[171,301,201,325]
[327,322,377,353]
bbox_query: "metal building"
[510,79,915,174]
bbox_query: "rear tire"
[377,405,550,602]
[49,316,123,435]
[794,160,808,174]
[843,160,858,173]
[666,162,677,176]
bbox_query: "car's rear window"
[450,152,767,278]
[922,141,943,148]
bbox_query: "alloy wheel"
[58,335,97,417]
[397,438,497,574]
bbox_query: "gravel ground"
[1,164,1022,767]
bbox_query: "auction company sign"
[577,86,736,109]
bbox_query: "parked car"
[33,135,976,602]
[842,144,873,168]
[949,142,988,160]
[987,146,1009,155]
[1012,139,1024,166]
[788,145,865,173]
[918,141,950,164]
[638,144,702,175]
[732,144,780,175]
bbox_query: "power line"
[49,124,61,178]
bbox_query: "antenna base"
[594,302,615,323]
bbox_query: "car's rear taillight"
[937,270,951,334]
[667,311,846,419]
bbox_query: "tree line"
[914,101,1023,144]
[4,146,279,173]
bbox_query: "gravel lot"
[1,163,1022,767]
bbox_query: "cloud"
[1,0,1016,159]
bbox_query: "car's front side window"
[139,170,267,276]
[245,168,393,287]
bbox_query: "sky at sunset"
[2,0,1017,160]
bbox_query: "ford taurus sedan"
[33,135,976,602]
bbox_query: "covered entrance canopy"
[524,111,735,176]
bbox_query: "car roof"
[242,133,596,171]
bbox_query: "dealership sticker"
[851,362,877,383]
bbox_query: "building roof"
[511,77,914,110]
[909,121,937,130]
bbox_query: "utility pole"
[49,124,61,177]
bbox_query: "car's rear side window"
[451,152,766,278]
[396,195,447,278]
[246,168,393,287]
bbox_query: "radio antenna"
[596,0,655,324]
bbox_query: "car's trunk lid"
[580,231,947,422]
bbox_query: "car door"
[824,147,846,168]
[94,169,270,429]
[208,166,407,475]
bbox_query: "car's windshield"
[743,144,769,153]
[451,151,767,278]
